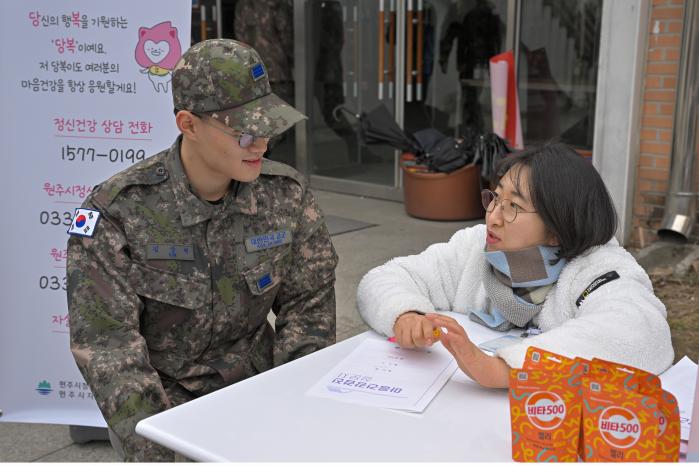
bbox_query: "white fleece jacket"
[357,224,674,374]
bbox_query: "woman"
[357,143,673,388]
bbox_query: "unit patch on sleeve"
[67,208,101,238]
[575,271,620,307]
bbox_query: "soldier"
[66,39,338,461]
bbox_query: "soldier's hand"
[392,311,438,349]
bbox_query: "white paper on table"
[306,338,457,412]
[450,369,476,385]
[659,356,698,441]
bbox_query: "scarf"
[469,245,567,331]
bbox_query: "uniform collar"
[222,178,258,217]
[167,136,258,226]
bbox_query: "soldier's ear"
[176,111,199,140]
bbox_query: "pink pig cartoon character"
[134,21,182,93]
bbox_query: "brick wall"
[631,0,697,248]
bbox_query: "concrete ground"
[0,190,478,462]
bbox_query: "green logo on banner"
[36,380,52,396]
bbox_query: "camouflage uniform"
[66,40,337,462]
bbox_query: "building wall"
[632,0,698,247]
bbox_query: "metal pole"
[293,0,309,176]
[216,0,222,38]
[658,1,699,241]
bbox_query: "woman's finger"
[409,322,423,347]
[427,316,468,339]
[396,322,414,348]
[440,338,456,357]
[421,318,438,346]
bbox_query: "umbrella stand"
[401,153,485,221]
[329,105,504,221]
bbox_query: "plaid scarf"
[469,245,566,331]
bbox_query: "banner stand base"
[69,425,109,444]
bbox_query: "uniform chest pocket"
[128,262,209,309]
[242,248,290,296]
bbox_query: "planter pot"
[401,153,485,221]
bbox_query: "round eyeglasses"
[191,112,262,148]
[481,189,537,223]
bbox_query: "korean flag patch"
[68,208,101,238]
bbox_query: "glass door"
[516,0,603,152]
[403,0,510,138]
[295,0,513,199]
[293,0,602,200]
[298,0,400,199]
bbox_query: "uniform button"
[155,166,166,176]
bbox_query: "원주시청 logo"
[36,380,52,396]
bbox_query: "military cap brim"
[206,92,307,138]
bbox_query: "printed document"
[306,337,457,412]
[660,356,697,441]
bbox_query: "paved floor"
[0,189,479,462]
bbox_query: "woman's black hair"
[492,142,618,262]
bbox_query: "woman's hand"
[425,314,510,388]
[392,311,439,348]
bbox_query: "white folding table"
[136,313,513,461]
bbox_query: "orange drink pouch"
[581,359,661,462]
[509,347,585,462]
[588,358,680,461]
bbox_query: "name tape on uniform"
[245,230,292,252]
[146,244,195,261]
[67,208,101,238]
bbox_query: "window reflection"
[518,0,602,150]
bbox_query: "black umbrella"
[471,132,513,180]
[334,104,420,154]
[413,128,474,173]
[333,105,512,177]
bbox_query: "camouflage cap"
[172,39,306,137]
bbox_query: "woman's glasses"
[481,189,537,223]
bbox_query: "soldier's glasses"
[481,189,537,223]
[191,112,260,148]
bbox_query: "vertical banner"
[0,0,190,427]
[489,50,523,149]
